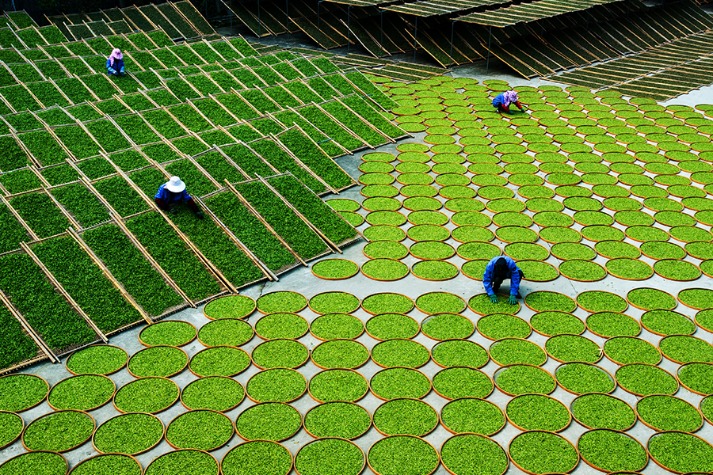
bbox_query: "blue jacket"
[106,58,125,72]
[483,256,521,297]
[492,93,506,107]
[154,183,192,205]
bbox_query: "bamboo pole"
[110,212,196,308]
[67,227,152,325]
[21,241,109,343]
[195,195,276,281]
[0,289,58,363]
[257,174,340,253]
[225,179,307,265]
[0,194,38,242]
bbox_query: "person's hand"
[489,295,498,304]
[508,295,518,305]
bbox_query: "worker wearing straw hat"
[154,176,204,219]
[483,256,523,304]
[106,48,126,76]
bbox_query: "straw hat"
[165,176,186,193]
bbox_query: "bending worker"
[154,176,204,219]
[492,90,525,114]
[483,256,523,304]
[106,48,126,76]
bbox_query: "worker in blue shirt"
[483,256,523,304]
[106,48,126,76]
[154,176,204,218]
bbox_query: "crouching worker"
[493,90,525,114]
[106,48,126,76]
[483,256,523,305]
[154,176,204,219]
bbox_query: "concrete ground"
[3,56,713,475]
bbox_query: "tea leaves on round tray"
[371,339,430,368]
[189,346,250,377]
[198,319,253,347]
[246,368,307,403]
[506,394,570,432]
[373,398,438,436]
[93,413,164,455]
[524,291,576,313]
[443,433,509,475]
[571,393,636,430]
[361,259,409,281]
[678,363,713,395]
[411,260,459,280]
[440,398,505,435]
[0,452,67,475]
[312,259,359,280]
[559,260,606,281]
[495,365,556,395]
[361,293,414,315]
[641,310,696,335]
[139,321,196,347]
[615,364,679,396]
[236,402,301,441]
[311,340,370,369]
[363,241,409,260]
[368,436,438,475]
[0,412,23,449]
[578,429,648,473]
[421,313,474,340]
[23,410,94,452]
[296,438,365,475]
[309,369,369,403]
[577,291,628,313]
[113,377,179,414]
[304,402,370,439]
[648,432,713,474]
[477,314,531,340]
[252,340,309,369]
[310,313,364,340]
[0,375,49,412]
[509,431,579,475]
[431,340,489,368]
[128,346,188,378]
[659,335,713,363]
[255,313,308,340]
[145,450,218,475]
[66,345,128,375]
[530,312,584,336]
[637,395,703,432]
[166,410,234,451]
[363,225,406,242]
[309,291,360,314]
[69,454,141,475]
[603,337,661,365]
[431,366,494,400]
[370,367,431,400]
[469,294,520,316]
[181,376,244,412]
[256,291,307,314]
[221,441,292,475]
[48,374,115,411]
[410,241,455,260]
[205,295,256,319]
[545,334,601,363]
[586,312,640,338]
[627,288,677,310]
[366,313,419,340]
[490,338,547,366]
[415,292,466,314]
[556,363,615,395]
